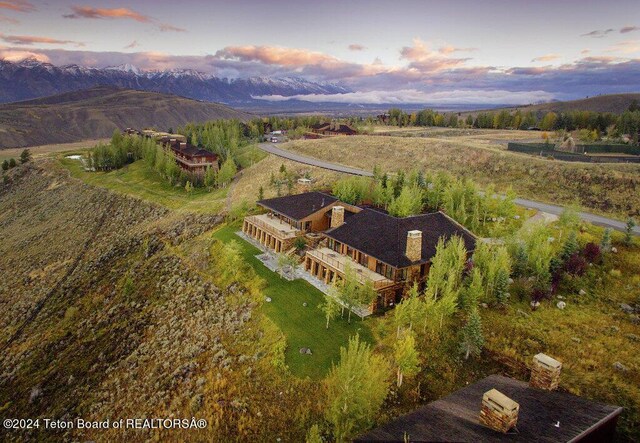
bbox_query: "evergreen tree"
[306,424,323,443]
[258,185,264,200]
[561,230,579,260]
[1,160,8,171]
[325,335,390,442]
[8,158,16,168]
[460,305,484,360]
[394,331,420,387]
[625,218,636,245]
[494,269,510,305]
[19,149,31,164]
[601,228,612,252]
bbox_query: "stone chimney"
[479,389,519,434]
[530,353,562,391]
[330,206,345,228]
[405,230,422,262]
[180,142,187,149]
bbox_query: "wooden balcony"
[306,247,394,290]
[245,214,301,240]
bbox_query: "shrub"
[564,253,587,276]
[582,242,602,263]
[531,285,551,303]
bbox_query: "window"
[328,239,334,250]
[385,266,393,280]
[398,269,407,281]
[359,253,368,267]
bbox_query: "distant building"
[356,355,622,442]
[242,191,476,312]
[130,128,218,176]
[309,122,357,136]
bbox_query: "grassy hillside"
[281,135,640,219]
[0,86,254,149]
[0,161,326,442]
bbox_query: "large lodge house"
[133,129,219,176]
[242,191,476,312]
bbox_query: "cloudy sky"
[1,0,639,105]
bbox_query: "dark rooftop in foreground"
[257,191,338,221]
[355,374,622,443]
[325,209,476,268]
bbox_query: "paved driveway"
[257,143,639,236]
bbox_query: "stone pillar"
[405,230,422,262]
[330,206,345,228]
[479,389,519,434]
[530,353,562,391]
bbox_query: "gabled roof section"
[171,144,217,159]
[325,209,476,268]
[355,375,622,442]
[257,191,338,221]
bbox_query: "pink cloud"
[0,34,83,46]
[124,40,139,49]
[531,53,561,62]
[620,25,639,34]
[216,45,341,66]
[438,45,477,54]
[0,48,49,62]
[348,44,366,51]
[0,13,18,23]
[400,39,471,72]
[159,23,186,33]
[0,0,34,12]
[607,40,640,54]
[64,6,151,23]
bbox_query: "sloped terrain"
[0,162,320,442]
[460,93,640,118]
[0,86,253,148]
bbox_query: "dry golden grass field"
[0,139,107,162]
[281,133,640,219]
[230,154,342,206]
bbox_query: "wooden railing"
[246,215,299,239]
[306,249,393,290]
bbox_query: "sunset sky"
[1,0,639,105]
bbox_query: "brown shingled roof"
[257,192,338,221]
[325,209,476,268]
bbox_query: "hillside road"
[258,142,640,236]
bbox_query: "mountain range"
[0,58,350,106]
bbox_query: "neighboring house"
[133,129,219,176]
[164,139,218,176]
[309,122,357,136]
[242,191,476,312]
[356,355,622,442]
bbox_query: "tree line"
[331,168,517,237]
[381,102,640,144]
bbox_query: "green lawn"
[212,225,374,379]
[59,156,227,214]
